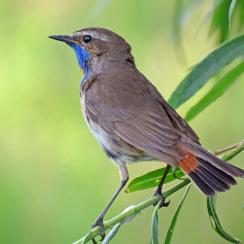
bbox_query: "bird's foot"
[91,217,105,243]
[153,189,170,208]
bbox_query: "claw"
[91,217,105,242]
[153,190,170,208]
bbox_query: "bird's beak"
[49,34,78,45]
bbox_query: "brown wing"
[147,84,200,144]
[113,112,182,164]
[85,68,190,164]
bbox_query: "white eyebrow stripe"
[74,31,110,41]
[93,33,110,41]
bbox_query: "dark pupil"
[83,35,92,43]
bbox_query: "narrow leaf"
[185,62,244,121]
[168,34,244,109]
[209,0,230,43]
[229,0,238,29]
[125,167,184,193]
[102,223,121,244]
[237,0,244,31]
[164,184,192,244]
[207,196,241,243]
[150,203,160,244]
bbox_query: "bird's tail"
[178,140,244,196]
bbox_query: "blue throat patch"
[69,44,90,82]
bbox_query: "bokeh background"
[0,0,243,243]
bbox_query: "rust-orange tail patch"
[178,152,238,196]
[178,152,198,174]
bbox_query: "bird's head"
[49,28,132,73]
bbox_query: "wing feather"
[84,67,197,164]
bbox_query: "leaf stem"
[214,140,244,156]
[220,140,244,161]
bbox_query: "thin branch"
[73,141,244,244]
[214,140,244,155]
[220,141,244,161]
[74,180,191,244]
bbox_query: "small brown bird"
[49,28,244,239]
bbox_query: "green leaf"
[236,0,244,31]
[207,196,241,243]
[150,203,160,244]
[229,0,238,29]
[209,0,230,43]
[164,184,192,244]
[102,223,121,244]
[125,167,184,193]
[185,62,244,121]
[168,34,244,109]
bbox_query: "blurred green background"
[0,0,243,243]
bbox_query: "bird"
[49,27,244,240]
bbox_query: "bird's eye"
[83,35,92,43]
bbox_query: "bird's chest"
[80,91,152,164]
[80,92,113,154]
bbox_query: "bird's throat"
[70,44,90,82]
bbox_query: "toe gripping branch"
[91,218,105,243]
[154,189,170,208]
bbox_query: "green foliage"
[185,62,244,121]
[164,184,192,244]
[207,196,241,243]
[168,34,244,109]
[228,0,238,28]
[126,167,184,193]
[221,141,244,161]
[209,0,244,43]
[209,0,231,43]
[173,0,244,45]
[150,203,160,244]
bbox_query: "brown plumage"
[49,27,244,238]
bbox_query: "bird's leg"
[153,165,171,208]
[91,164,129,242]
